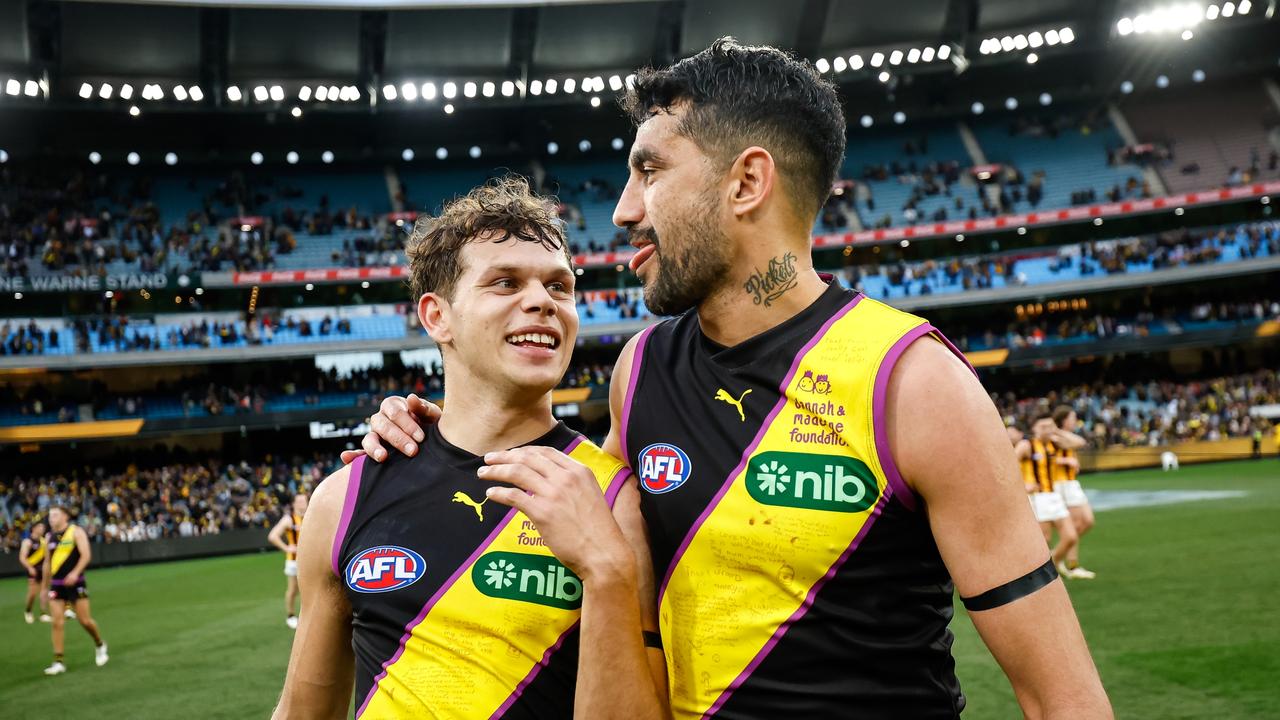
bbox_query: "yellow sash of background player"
[27,537,46,567]
[359,440,627,720]
[657,297,928,718]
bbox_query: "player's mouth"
[629,243,657,274]
[504,327,562,359]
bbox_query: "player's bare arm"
[482,446,669,719]
[273,465,356,720]
[599,331,641,462]
[887,338,1112,719]
[1049,428,1087,450]
[599,333,670,702]
[267,514,294,555]
[19,537,36,576]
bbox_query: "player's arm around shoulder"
[886,338,1112,719]
[273,464,355,720]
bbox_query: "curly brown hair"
[405,175,571,302]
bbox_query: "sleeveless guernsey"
[334,421,630,719]
[621,280,970,718]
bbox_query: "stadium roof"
[0,0,1125,82]
[0,0,1275,164]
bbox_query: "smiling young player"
[272,177,667,719]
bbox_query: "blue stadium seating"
[971,116,1139,212]
[843,122,973,228]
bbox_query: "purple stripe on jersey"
[356,505,521,718]
[871,323,935,513]
[703,490,892,718]
[489,620,581,719]
[657,293,863,605]
[618,325,656,461]
[604,467,633,509]
[563,434,585,457]
[331,454,366,577]
[355,429,587,718]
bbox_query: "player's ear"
[727,146,776,219]
[418,292,453,345]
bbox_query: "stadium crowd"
[1,359,615,424]
[997,368,1280,448]
[0,454,336,553]
[838,221,1279,299]
[953,295,1280,352]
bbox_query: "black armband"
[642,630,663,649]
[960,558,1058,612]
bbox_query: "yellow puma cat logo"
[452,491,488,522]
[714,388,753,422]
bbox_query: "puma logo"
[714,388,753,422]
[452,491,488,522]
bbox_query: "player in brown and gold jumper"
[268,493,309,629]
[19,520,51,624]
[42,506,108,675]
[1029,416,1079,574]
[1051,406,1095,579]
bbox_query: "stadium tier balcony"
[4,222,1278,360]
[847,221,1279,301]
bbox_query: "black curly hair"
[623,37,846,221]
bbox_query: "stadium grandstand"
[1,0,1278,718]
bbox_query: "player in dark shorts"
[20,520,51,624]
[42,506,108,675]
[354,40,1112,718]
[272,177,668,719]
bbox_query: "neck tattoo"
[743,252,799,307]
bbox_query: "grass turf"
[1,459,1277,718]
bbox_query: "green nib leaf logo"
[757,460,790,496]
[484,558,517,589]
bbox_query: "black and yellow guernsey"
[333,421,630,719]
[620,279,972,718]
[48,526,83,587]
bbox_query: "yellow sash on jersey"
[27,537,46,566]
[50,527,77,576]
[358,438,628,720]
[657,297,932,718]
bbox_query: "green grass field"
[2,459,1278,718]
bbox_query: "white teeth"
[506,332,557,348]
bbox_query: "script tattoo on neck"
[743,252,799,307]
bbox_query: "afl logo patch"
[345,546,426,594]
[638,443,692,494]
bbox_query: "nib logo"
[756,460,791,496]
[483,558,517,589]
[746,451,878,513]
[472,551,583,609]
